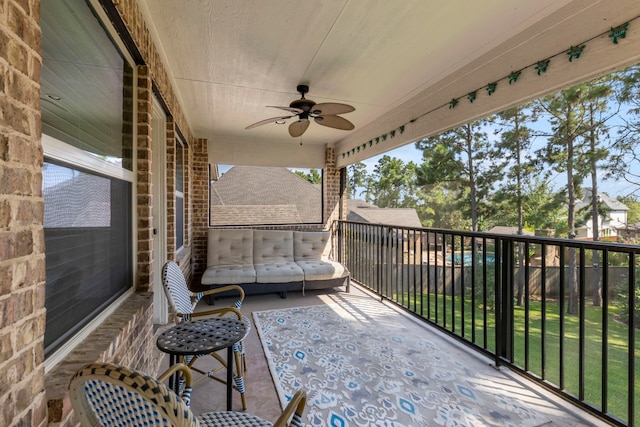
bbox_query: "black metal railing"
[335,220,639,427]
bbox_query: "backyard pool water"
[447,252,496,265]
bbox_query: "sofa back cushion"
[253,230,294,264]
[207,229,253,267]
[293,231,331,261]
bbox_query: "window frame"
[42,135,136,372]
[41,0,138,372]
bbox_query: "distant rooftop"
[210,166,321,225]
[576,188,628,212]
[347,199,422,228]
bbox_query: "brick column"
[136,65,153,292]
[0,0,48,426]
[191,139,209,284]
[323,146,345,230]
[191,138,209,283]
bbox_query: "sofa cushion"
[253,230,303,282]
[254,262,304,283]
[293,231,332,261]
[296,260,348,281]
[207,229,254,267]
[201,265,256,285]
[253,230,295,263]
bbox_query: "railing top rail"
[336,220,640,254]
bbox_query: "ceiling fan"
[245,85,355,137]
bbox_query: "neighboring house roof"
[210,166,321,225]
[347,199,422,228]
[576,188,629,212]
[487,226,534,236]
[44,171,111,228]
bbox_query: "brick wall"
[46,294,157,426]
[0,0,211,424]
[191,138,209,282]
[0,0,48,426]
[323,147,346,229]
[136,65,153,291]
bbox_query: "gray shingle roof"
[210,166,321,224]
[576,188,629,212]
[347,199,422,228]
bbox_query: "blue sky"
[359,142,638,199]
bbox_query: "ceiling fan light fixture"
[275,120,286,124]
[245,84,355,137]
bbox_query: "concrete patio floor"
[158,283,611,426]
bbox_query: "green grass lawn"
[402,292,639,425]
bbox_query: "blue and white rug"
[253,301,553,427]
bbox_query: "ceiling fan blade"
[314,115,355,131]
[311,102,355,115]
[245,115,294,129]
[267,106,304,114]
[289,120,310,137]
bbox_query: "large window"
[43,160,132,353]
[210,166,323,226]
[41,0,134,357]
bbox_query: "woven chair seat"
[69,362,306,427]
[198,411,274,426]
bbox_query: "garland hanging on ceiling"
[340,18,637,160]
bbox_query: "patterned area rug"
[253,301,554,427]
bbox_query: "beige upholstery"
[294,231,348,280]
[253,230,304,283]
[202,229,349,288]
[203,229,256,285]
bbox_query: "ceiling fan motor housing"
[290,85,316,113]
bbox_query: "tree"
[415,120,498,232]
[618,194,640,224]
[610,64,640,194]
[366,156,417,208]
[581,77,617,306]
[346,162,368,199]
[294,169,322,184]
[536,85,592,315]
[491,105,537,305]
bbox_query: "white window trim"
[42,131,137,373]
[42,134,134,182]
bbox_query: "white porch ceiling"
[137,0,640,168]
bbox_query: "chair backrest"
[69,363,198,427]
[162,261,194,316]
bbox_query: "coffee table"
[156,317,248,410]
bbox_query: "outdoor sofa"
[201,229,350,303]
